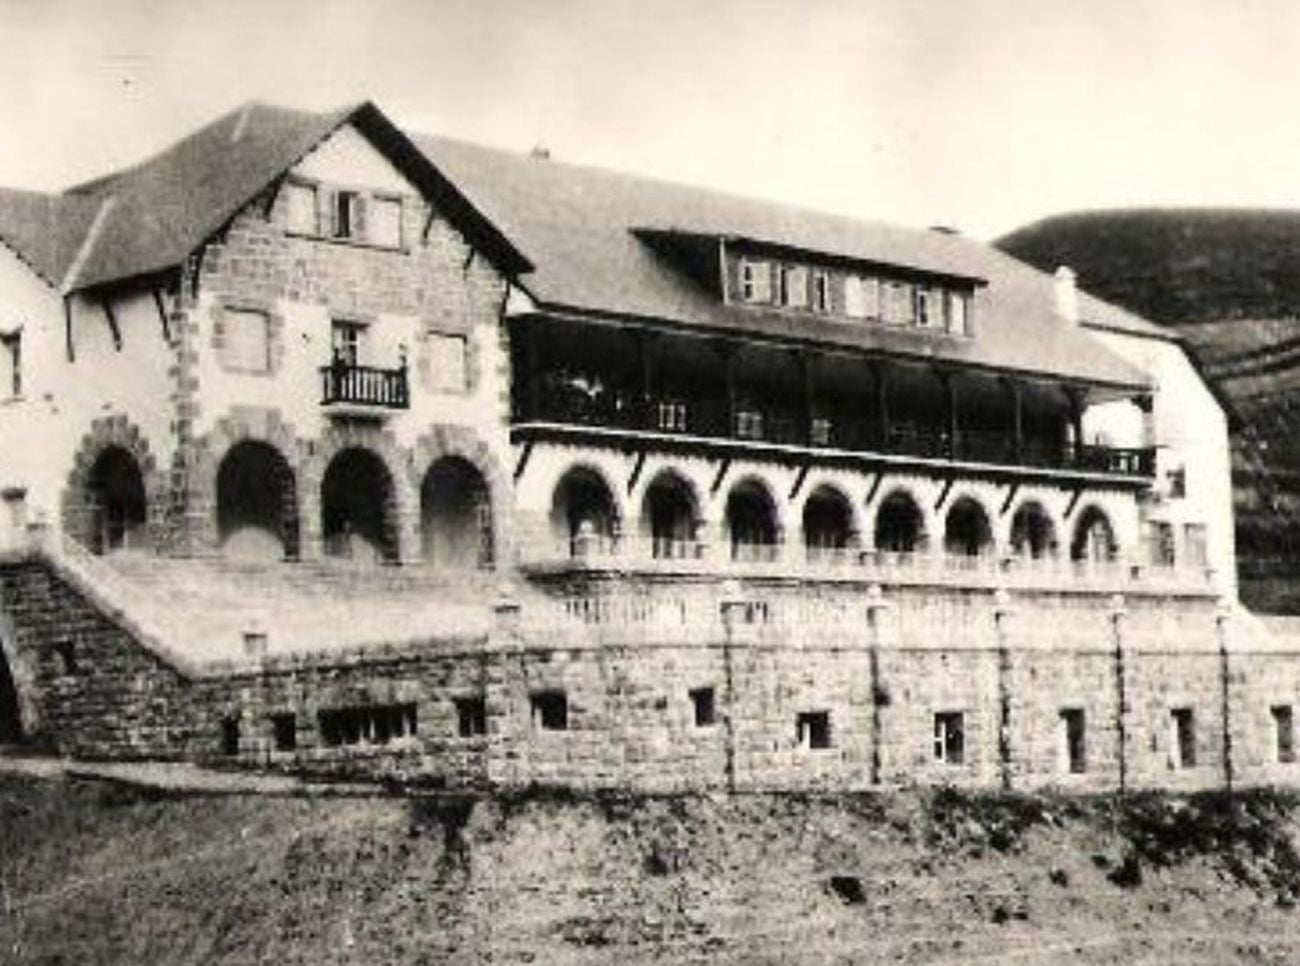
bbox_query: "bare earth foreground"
[2,772,1299,965]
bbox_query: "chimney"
[1054,266,1079,325]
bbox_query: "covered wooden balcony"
[510,317,1155,484]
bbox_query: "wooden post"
[799,350,815,445]
[873,361,890,450]
[1002,377,1024,464]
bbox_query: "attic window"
[946,291,971,335]
[812,271,831,313]
[332,190,361,240]
[369,196,403,248]
[778,265,808,308]
[284,181,318,235]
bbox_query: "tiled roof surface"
[0,101,1153,388]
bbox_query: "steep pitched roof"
[57,101,528,292]
[413,134,1150,390]
[0,188,103,287]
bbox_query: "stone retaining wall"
[1,556,1295,796]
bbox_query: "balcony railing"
[320,362,409,410]
[517,533,1214,594]
[519,392,1155,479]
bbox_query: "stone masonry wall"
[4,554,1300,796]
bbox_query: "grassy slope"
[2,775,1299,965]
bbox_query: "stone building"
[0,100,1283,793]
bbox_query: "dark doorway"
[321,448,398,562]
[89,447,147,554]
[217,441,299,561]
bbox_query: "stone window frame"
[1058,707,1087,775]
[796,709,832,750]
[281,177,320,236]
[210,299,284,377]
[933,710,966,765]
[418,324,478,396]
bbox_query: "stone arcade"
[0,100,1284,793]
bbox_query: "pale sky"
[1,0,1299,239]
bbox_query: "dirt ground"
[1,773,1298,964]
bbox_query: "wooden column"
[872,361,890,450]
[637,330,654,429]
[1064,385,1084,461]
[1002,377,1024,464]
[938,369,957,459]
[724,343,738,437]
[799,350,815,445]
[524,323,542,420]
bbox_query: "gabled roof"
[0,100,1150,391]
[0,101,530,294]
[0,188,103,287]
[413,133,1150,390]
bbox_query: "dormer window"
[332,190,361,240]
[812,270,831,313]
[740,259,771,303]
[946,291,970,335]
[777,265,807,308]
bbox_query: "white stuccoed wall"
[0,244,177,546]
[1085,324,1237,598]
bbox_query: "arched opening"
[726,479,779,561]
[421,456,493,569]
[640,471,699,559]
[89,447,147,554]
[944,497,993,556]
[0,648,22,744]
[550,466,619,556]
[1010,501,1057,560]
[216,441,298,561]
[873,490,925,553]
[321,448,398,562]
[1071,506,1117,563]
[803,485,854,561]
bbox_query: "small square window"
[1,331,20,398]
[1273,705,1295,764]
[797,710,832,750]
[740,259,771,303]
[735,407,764,440]
[284,182,318,235]
[219,308,271,374]
[690,687,716,727]
[428,333,467,392]
[368,195,403,248]
[531,690,568,731]
[934,711,965,765]
[1169,707,1196,769]
[271,713,297,752]
[456,696,487,738]
[657,400,687,432]
[1059,708,1086,774]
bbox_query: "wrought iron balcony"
[320,362,409,411]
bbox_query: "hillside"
[2,772,1300,964]
[997,210,1300,612]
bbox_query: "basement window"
[690,686,716,727]
[220,715,240,756]
[1273,705,1295,764]
[1058,707,1087,774]
[1169,707,1196,769]
[797,710,832,750]
[933,711,965,765]
[270,712,297,752]
[317,703,418,748]
[53,639,76,675]
[530,690,569,731]
[456,696,488,738]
